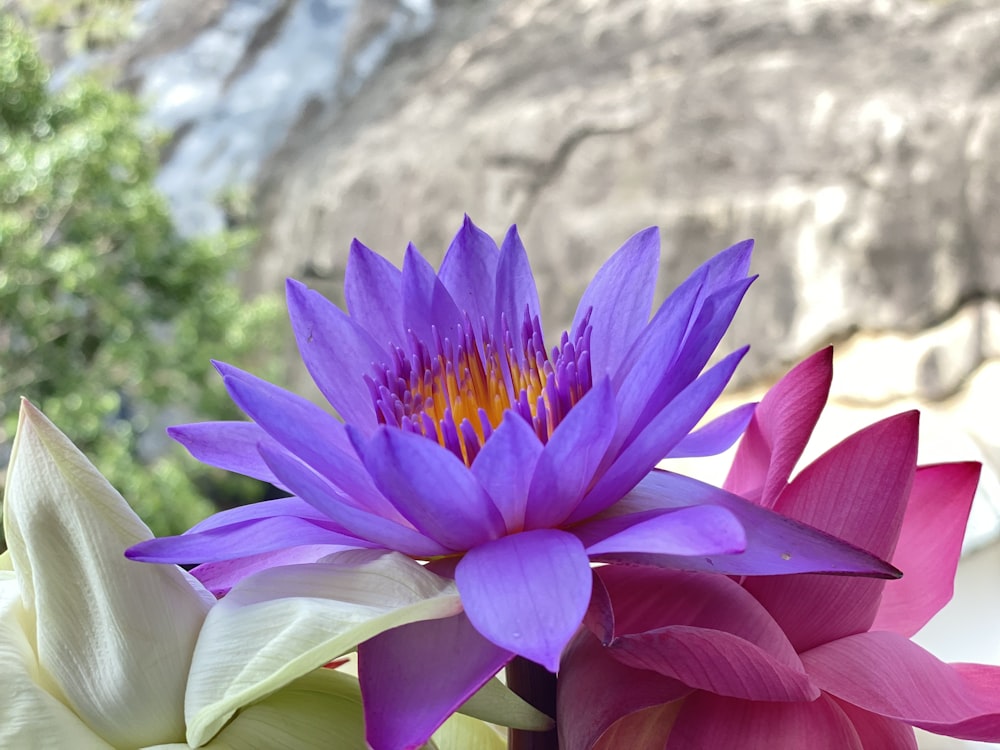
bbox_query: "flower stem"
[506,656,559,750]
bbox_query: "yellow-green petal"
[459,676,555,731]
[430,713,507,750]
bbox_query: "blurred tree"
[0,15,283,549]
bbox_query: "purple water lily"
[128,218,898,749]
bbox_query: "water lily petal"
[723,347,833,507]
[457,675,555,731]
[0,575,113,749]
[185,549,462,746]
[345,237,405,348]
[167,421,284,487]
[402,242,464,342]
[665,402,756,459]
[471,412,543,533]
[558,628,690,750]
[830,697,918,749]
[494,225,541,335]
[185,496,332,533]
[593,703,683,750]
[666,692,863,750]
[359,613,513,750]
[592,470,900,578]
[913,663,1000,741]
[455,529,591,671]
[190,544,351,597]
[577,506,744,557]
[572,226,660,377]
[438,215,500,328]
[430,712,506,750]
[352,425,505,549]
[4,401,210,748]
[871,462,981,637]
[744,412,919,652]
[525,377,616,529]
[803,631,1000,733]
[286,278,388,429]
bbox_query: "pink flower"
[559,348,1000,748]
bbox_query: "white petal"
[0,574,113,749]
[186,549,462,746]
[3,401,211,747]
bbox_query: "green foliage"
[29,0,135,53]
[0,16,283,548]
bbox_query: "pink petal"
[344,238,405,348]
[872,462,981,637]
[743,412,919,652]
[667,692,864,750]
[724,347,833,508]
[454,529,591,671]
[830,696,918,749]
[524,378,617,529]
[470,412,542,533]
[802,631,1000,734]
[359,613,513,750]
[593,703,683,750]
[571,226,660,378]
[558,628,691,750]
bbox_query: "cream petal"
[3,401,211,748]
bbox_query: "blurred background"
[1,1,998,746]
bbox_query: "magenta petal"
[872,462,981,637]
[724,347,833,507]
[744,412,919,652]
[125,515,359,564]
[353,426,506,550]
[438,215,500,328]
[455,529,591,671]
[667,692,863,750]
[285,278,388,429]
[666,402,756,459]
[494,225,541,334]
[558,628,690,750]
[344,238,404,348]
[167,421,284,487]
[471,412,542,533]
[260,442,450,557]
[401,242,463,342]
[803,631,1000,736]
[577,506,745,557]
[830,697,918,749]
[591,470,901,578]
[525,378,616,529]
[571,347,748,523]
[572,226,660,377]
[191,544,350,597]
[359,613,513,750]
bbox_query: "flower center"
[366,309,594,465]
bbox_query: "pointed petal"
[352,426,505,550]
[402,242,463,342]
[525,378,616,529]
[0,577,113,749]
[185,549,462,746]
[455,529,591,671]
[457,676,554,731]
[665,402,756,459]
[344,238,404,348]
[571,347,748,523]
[724,348,833,506]
[190,544,352,597]
[871,462,981,636]
[667,692,863,750]
[572,226,660,377]
[438,215,500,327]
[558,628,691,750]
[576,506,745,557]
[259,442,449,557]
[4,401,209,748]
[591,470,901,578]
[167,420,285,487]
[208,669,369,749]
[471,412,542,533]
[803,631,1000,737]
[744,412,919,652]
[494,225,541,334]
[359,613,512,750]
[286,278,388,429]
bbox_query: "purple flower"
[129,218,898,749]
